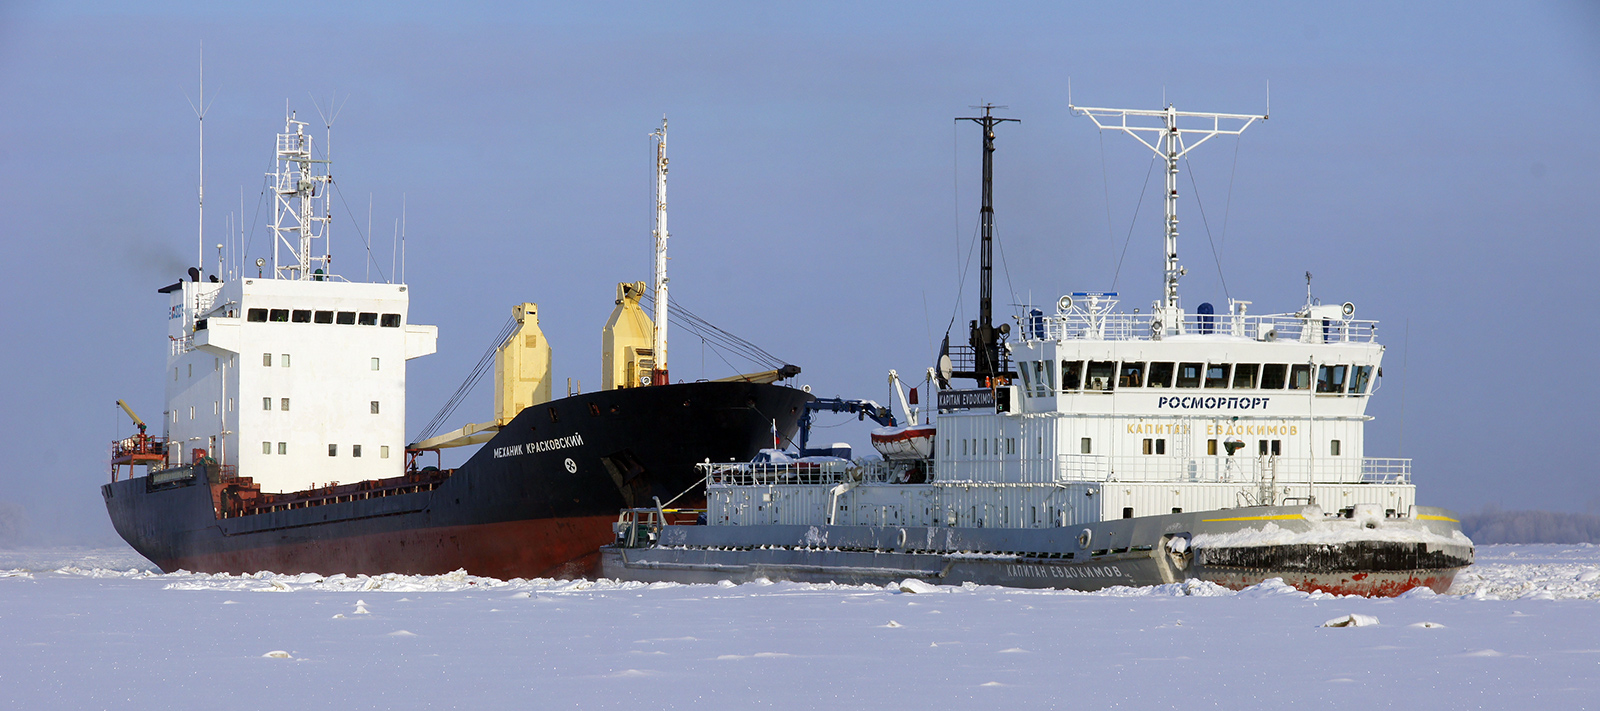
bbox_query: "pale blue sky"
[1,1,1595,542]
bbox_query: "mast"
[270,112,334,280]
[953,105,1018,385]
[650,117,670,386]
[1070,101,1265,334]
[186,45,212,279]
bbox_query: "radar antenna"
[1070,100,1265,335]
[269,111,334,280]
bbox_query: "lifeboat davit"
[870,423,936,460]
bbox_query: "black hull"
[103,381,811,578]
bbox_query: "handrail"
[1028,311,1378,344]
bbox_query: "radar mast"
[1070,101,1265,334]
[271,113,334,280]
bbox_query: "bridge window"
[269,309,289,322]
[1147,362,1174,388]
[1086,361,1116,392]
[358,312,379,326]
[381,313,402,327]
[1176,362,1203,388]
[1316,365,1348,393]
[1204,363,1231,388]
[1120,362,1145,387]
[1287,364,1312,390]
[1260,363,1287,389]
[314,310,334,324]
[1060,360,1084,391]
[336,311,356,325]
[291,310,311,323]
[1233,364,1259,389]
[247,308,268,322]
[1349,365,1374,395]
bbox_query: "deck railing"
[1031,312,1378,344]
[703,455,1407,488]
[1045,453,1409,486]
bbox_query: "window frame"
[1086,361,1116,392]
[1146,362,1175,388]
[1232,363,1260,389]
[1060,360,1084,392]
[1204,363,1232,389]
[1119,361,1145,388]
[1176,362,1203,388]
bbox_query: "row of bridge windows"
[1020,360,1374,397]
[246,308,402,327]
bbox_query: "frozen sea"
[2,544,1597,709]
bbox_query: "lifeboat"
[870,423,936,460]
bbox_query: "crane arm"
[116,399,147,433]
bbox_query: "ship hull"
[104,381,810,578]
[600,504,1473,597]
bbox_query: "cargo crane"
[795,397,896,457]
[110,400,167,481]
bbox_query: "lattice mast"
[1070,101,1265,334]
[650,117,670,385]
[955,104,1018,385]
[271,113,334,280]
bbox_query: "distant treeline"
[1461,509,1600,544]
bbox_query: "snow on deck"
[1,545,1596,708]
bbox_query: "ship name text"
[1005,564,1125,580]
[1158,396,1270,410]
[494,433,585,459]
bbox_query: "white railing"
[702,459,928,486]
[170,335,193,355]
[1044,454,1408,486]
[1029,312,1378,344]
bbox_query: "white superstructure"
[160,113,437,493]
[708,101,1413,530]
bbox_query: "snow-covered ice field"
[2,545,1597,709]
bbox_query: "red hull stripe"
[160,515,618,580]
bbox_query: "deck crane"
[795,397,897,457]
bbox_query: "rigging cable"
[1110,155,1158,289]
[329,178,388,282]
[1184,154,1230,301]
[414,316,517,443]
[1218,136,1243,257]
[640,292,787,372]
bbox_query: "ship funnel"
[494,302,552,426]
[603,282,656,390]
